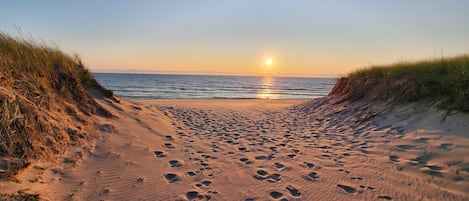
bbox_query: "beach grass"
[0,33,105,92]
[347,55,469,111]
[0,33,112,178]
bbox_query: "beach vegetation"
[344,55,469,111]
[0,33,113,178]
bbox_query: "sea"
[93,73,336,100]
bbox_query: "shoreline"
[138,98,312,104]
[137,98,314,100]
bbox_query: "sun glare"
[265,58,273,66]
[257,77,278,99]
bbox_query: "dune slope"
[0,34,115,199]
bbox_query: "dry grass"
[0,33,114,178]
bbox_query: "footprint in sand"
[303,171,319,181]
[252,169,282,183]
[164,173,180,183]
[273,162,285,170]
[201,180,212,187]
[269,146,278,152]
[378,195,393,200]
[238,147,248,152]
[337,184,356,194]
[278,143,287,147]
[287,154,296,159]
[409,152,435,166]
[153,151,166,158]
[420,169,443,177]
[269,191,283,199]
[439,143,455,150]
[266,173,282,183]
[302,162,315,168]
[187,171,198,176]
[253,169,269,180]
[169,160,182,167]
[164,135,174,141]
[389,155,400,162]
[186,191,205,200]
[425,164,443,171]
[413,137,429,143]
[254,155,271,160]
[163,143,175,148]
[99,188,110,196]
[240,157,253,164]
[257,169,268,176]
[396,144,416,151]
[339,169,350,174]
[199,161,211,170]
[286,185,301,197]
[136,177,144,183]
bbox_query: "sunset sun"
[265,58,273,66]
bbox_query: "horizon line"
[90,69,341,79]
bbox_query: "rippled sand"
[2,98,468,200]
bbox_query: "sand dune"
[1,97,468,200]
[2,32,467,201]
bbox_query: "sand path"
[146,99,468,200]
[4,98,468,201]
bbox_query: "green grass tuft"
[345,55,469,111]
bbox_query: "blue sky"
[1,0,468,76]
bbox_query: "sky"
[1,1,468,77]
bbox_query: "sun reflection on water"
[257,77,279,99]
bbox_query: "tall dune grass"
[0,33,113,178]
[346,55,469,111]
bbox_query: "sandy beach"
[2,2,469,199]
[2,96,468,201]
